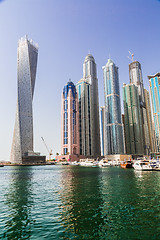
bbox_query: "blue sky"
[0,0,160,160]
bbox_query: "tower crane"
[41,137,53,160]
[128,51,134,62]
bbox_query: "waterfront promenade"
[0,165,160,239]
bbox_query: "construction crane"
[41,137,53,160]
[128,51,134,62]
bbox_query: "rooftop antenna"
[88,50,91,54]
[109,53,111,59]
[69,78,71,82]
[128,51,134,62]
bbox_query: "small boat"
[98,159,111,167]
[133,160,152,171]
[92,161,99,167]
[120,160,133,169]
[79,159,94,167]
[150,159,160,170]
[62,162,69,165]
[70,161,79,166]
[111,160,120,166]
[0,165,4,167]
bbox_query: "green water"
[0,166,160,239]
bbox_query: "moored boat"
[62,162,69,165]
[150,159,160,171]
[120,160,133,169]
[79,159,94,167]
[69,161,79,166]
[133,160,152,171]
[98,159,111,167]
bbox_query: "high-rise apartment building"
[129,61,150,154]
[76,54,101,157]
[61,81,80,155]
[148,73,160,153]
[100,106,105,156]
[121,114,126,154]
[144,89,157,153]
[76,79,91,156]
[102,59,124,155]
[123,83,144,155]
[11,36,45,164]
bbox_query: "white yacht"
[98,159,111,167]
[150,159,160,170]
[133,160,152,171]
[70,161,79,166]
[79,159,94,167]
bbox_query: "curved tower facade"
[103,59,124,155]
[11,36,38,163]
[61,81,80,156]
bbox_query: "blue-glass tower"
[102,59,124,155]
[148,73,160,153]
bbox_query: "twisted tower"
[11,36,38,163]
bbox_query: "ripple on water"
[0,166,160,239]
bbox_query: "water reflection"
[3,167,34,239]
[58,166,105,239]
[1,165,160,239]
[58,167,160,239]
[100,168,160,239]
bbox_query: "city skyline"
[0,0,160,160]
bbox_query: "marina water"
[0,165,160,239]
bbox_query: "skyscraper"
[100,106,105,156]
[11,36,45,164]
[123,83,144,155]
[76,79,91,156]
[148,73,160,153]
[76,54,101,157]
[61,81,80,156]
[144,88,157,154]
[129,61,150,154]
[102,59,124,155]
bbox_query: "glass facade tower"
[76,79,91,156]
[100,106,105,156]
[148,73,160,153]
[11,36,38,163]
[144,89,157,154]
[123,83,144,155]
[129,61,150,154]
[103,59,124,155]
[76,54,101,157]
